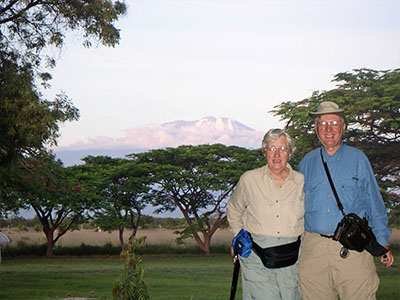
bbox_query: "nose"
[273,149,281,157]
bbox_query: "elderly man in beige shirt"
[227,128,304,300]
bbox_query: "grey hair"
[262,128,296,156]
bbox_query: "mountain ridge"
[54,116,265,166]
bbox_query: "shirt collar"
[263,164,294,181]
[321,142,344,162]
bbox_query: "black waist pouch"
[251,236,301,269]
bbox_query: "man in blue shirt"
[298,101,394,300]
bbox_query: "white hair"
[262,128,296,156]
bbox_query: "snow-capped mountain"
[120,116,263,149]
[54,117,264,166]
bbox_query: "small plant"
[112,235,149,300]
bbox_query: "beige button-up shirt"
[227,164,304,238]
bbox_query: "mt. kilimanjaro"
[54,116,265,166]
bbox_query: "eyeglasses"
[265,146,288,154]
[317,120,342,128]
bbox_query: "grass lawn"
[0,252,398,300]
[0,254,238,300]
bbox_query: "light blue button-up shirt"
[298,143,391,246]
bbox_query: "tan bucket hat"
[309,101,345,118]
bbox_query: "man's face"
[316,114,346,152]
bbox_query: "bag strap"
[320,149,346,217]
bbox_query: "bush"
[112,237,150,300]
[2,242,229,257]
[54,242,121,256]
[2,242,47,256]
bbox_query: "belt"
[320,234,334,239]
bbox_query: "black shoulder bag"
[320,150,388,257]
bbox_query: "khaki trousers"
[299,231,379,300]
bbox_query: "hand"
[381,247,394,268]
[229,246,238,263]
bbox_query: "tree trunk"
[199,216,227,255]
[192,231,212,256]
[119,226,125,251]
[45,230,55,258]
[202,234,211,256]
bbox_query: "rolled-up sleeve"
[362,157,392,246]
[227,177,247,237]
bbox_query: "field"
[4,227,400,247]
[1,228,399,300]
[4,227,233,247]
[1,254,237,300]
[1,252,400,300]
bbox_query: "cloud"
[56,116,265,151]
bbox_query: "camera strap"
[320,149,346,217]
[319,150,388,257]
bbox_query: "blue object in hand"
[232,229,252,258]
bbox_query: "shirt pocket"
[337,177,360,203]
[303,178,323,213]
[282,194,304,229]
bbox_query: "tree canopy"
[134,144,266,255]
[0,0,127,80]
[79,156,155,250]
[0,1,127,216]
[270,68,400,216]
[6,153,92,257]
[0,0,127,168]
[0,56,79,166]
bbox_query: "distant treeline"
[0,215,229,231]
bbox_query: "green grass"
[0,254,239,300]
[0,250,398,300]
[0,256,123,300]
[143,255,238,300]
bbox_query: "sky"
[44,0,400,151]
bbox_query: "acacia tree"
[8,152,91,257]
[81,156,154,250]
[270,68,400,220]
[135,144,265,255]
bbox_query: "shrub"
[54,242,121,256]
[2,243,47,256]
[1,242,229,257]
[112,236,149,300]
